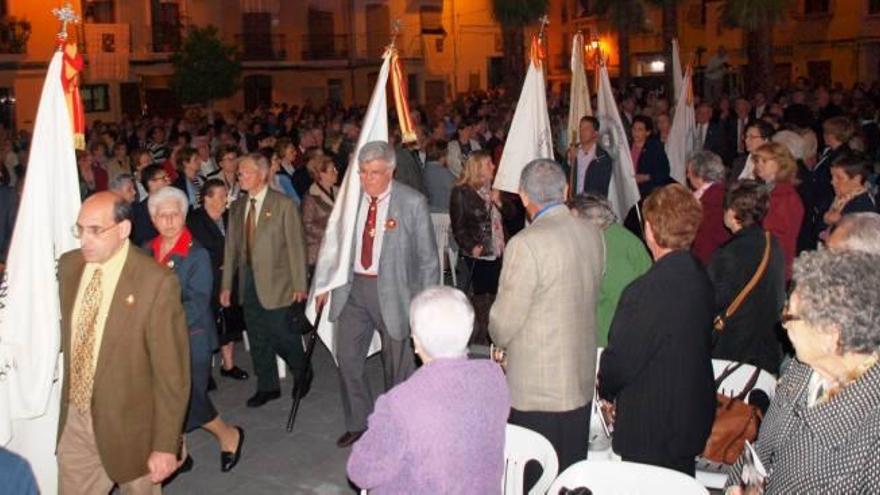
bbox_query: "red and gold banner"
[529,35,545,68]
[388,48,416,144]
[59,41,85,150]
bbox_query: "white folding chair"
[549,460,709,494]
[588,347,614,458]
[503,424,559,495]
[430,212,458,286]
[695,359,778,490]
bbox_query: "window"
[85,0,115,23]
[81,84,110,113]
[420,5,444,35]
[151,0,181,52]
[870,0,880,14]
[804,0,830,15]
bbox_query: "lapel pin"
[264,210,272,219]
[166,259,175,269]
[385,218,397,231]
[125,294,135,306]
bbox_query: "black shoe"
[221,426,244,472]
[207,376,217,392]
[292,366,314,399]
[246,390,280,408]
[220,366,249,380]
[162,455,193,487]
[335,430,365,448]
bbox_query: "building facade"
[0,0,503,129]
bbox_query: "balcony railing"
[235,33,287,61]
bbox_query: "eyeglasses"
[745,134,764,140]
[71,222,119,239]
[358,169,389,179]
[149,174,169,182]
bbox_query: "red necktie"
[360,196,378,269]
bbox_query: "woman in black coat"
[708,180,786,374]
[187,179,249,381]
[631,115,672,198]
[598,184,716,477]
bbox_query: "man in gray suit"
[490,159,604,476]
[220,153,310,408]
[316,141,440,448]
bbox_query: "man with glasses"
[57,191,190,494]
[130,164,170,246]
[220,153,310,408]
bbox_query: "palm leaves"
[721,0,791,95]
[593,0,647,89]
[490,0,548,92]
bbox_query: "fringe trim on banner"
[389,48,417,144]
[60,42,86,151]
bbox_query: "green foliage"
[491,0,548,27]
[722,0,791,31]
[170,26,241,107]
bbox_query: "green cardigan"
[597,223,652,347]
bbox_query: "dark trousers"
[185,328,218,432]
[336,275,415,432]
[241,267,305,393]
[509,404,591,491]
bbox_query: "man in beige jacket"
[490,159,604,476]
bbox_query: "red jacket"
[692,182,730,266]
[763,182,804,281]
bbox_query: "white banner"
[596,64,640,221]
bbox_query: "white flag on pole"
[595,64,641,221]
[567,32,592,148]
[0,50,82,491]
[666,64,696,184]
[672,38,683,105]
[494,37,554,193]
[305,51,392,360]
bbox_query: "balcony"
[300,34,349,61]
[235,33,287,61]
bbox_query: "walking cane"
[286,305,320,432]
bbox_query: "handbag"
[713,231,771,332]
[701,363,763,465]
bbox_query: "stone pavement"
[165,342,384,495]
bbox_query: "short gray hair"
[409,286,474,359]
[687,150,726,183]
[569,193,616,229]
[358,140,396,170]
[830,213,880,255]
[793,249,880,354]
[109,173,134,192]
[239,153,270,173]
[519,158,566,205]
[148,186,189,217]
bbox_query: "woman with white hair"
[726,250,880,493]
[147,186,244,475]
[348,286,510,494]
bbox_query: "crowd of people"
[1,75,880,494]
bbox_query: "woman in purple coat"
[347,287,510,494]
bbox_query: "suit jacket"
[130,198,158,247]
[797,146,842,251]
[0,186,17,263]
[394,146,427,195]
[490,205,604,412]
[598,250,716,461]
[58,247,190,483]
[708,226,786,374]
[328,181,440,340]
[635,138,671,198]
[702,121,729,162]
[446,139,482,178]
[221,188,308,309]
[570,145,613,197]
[692,182,731,265]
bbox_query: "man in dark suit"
[130,164,168,246]
[57,192,190,493]
[567,116,613,197]
[695,103,728,164]
[315,141,440,448]
[726,97,752,160]
[220,153,310,408]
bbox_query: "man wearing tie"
[57,192,190,494]
[316,141,440,448]
[694,103,728,161]
[729,97,752,159]
[220,153,310,408]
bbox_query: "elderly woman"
[347,286,510,494]
[708,180,786,374]
[569,193,651,347]
[598,184,716,476]
[449,150,505,345]
[725,249,880,494]
[301,155,338,270]
[753,142,804,280]
[687,150,730,265]
[147,186,244,473]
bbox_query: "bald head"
[77,191,132,263]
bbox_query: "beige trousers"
[57,409,161,495]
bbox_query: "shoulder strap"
[720,231,771,323]
[715,362,744,388]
